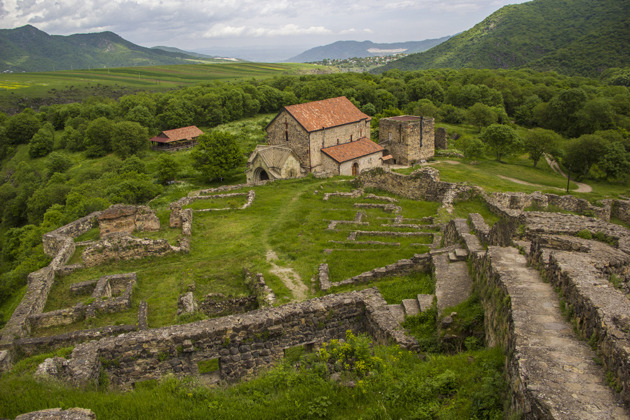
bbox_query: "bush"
[576,229,592,240]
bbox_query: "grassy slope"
[376,0,630,76]
[0,62,318,112]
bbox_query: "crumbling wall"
[42,212,100,258]
[484,191,612,221]
[356,167,478,206]
[39,289,417,388]
[81,233,183,267]
[319,254,432,291]
[98,204,160,237]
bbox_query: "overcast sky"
[0,0,531,60]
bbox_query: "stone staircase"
[387,293,434,323]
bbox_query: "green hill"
[376,0,630,76]
[0,25,211,72]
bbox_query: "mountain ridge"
[375,0,630,76]
[286,37,451,63]
[0,25,232,72]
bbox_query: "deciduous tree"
[191,131,243,181]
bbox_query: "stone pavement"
[485,246,627,419]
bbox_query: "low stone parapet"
[38,288,417,388]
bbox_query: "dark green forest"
[376,0,630,77]
[0,67,629,325]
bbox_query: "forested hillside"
[0,25,208,72]
[0,67,629,325]
[286,38,451,63]
[376,0,630,76]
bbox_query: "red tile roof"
[283,97,370,132]
[149,126,204,143]
[321,138,384,163]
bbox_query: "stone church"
[246,96,384,183]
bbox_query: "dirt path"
[266,249,308,302]
[496,174,563,191]
[545,154,592,193]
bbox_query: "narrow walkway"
[432,252,471,315]
[266,250,308,301]
[545,154,592,193]
[487,246,626,419]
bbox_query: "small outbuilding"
[149,126,204,151]
[246,145,303,183]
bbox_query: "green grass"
[452,197,501,226]
[0,339,507,420]
[397,155,577,193]
[328,272,434,304]
[183,196,248,211]
[33,176,443,336]
[0,63,318,110]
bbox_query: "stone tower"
[379,115,435,165]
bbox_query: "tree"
[479,124,522,162]
[28,123,55,158]
[523,128,563,167]
[596,141,630,180]
[466,103,497,130]
[563,134,609,178]
[85,117,114,157]
[191,131,243,181]
[6,110,40,145]
[111,121,149,158]
[156,154,179,184]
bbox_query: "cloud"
[0,0,532,50]
[204,23,331,39]
[340,28,373,35]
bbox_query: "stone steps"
[387,293,436,323]
[433,252,472,315]
[483,246,627,419]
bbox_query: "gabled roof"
[321,138,384,164]
[278,97,370,133]
[149,126,203,143]
[248,145,297,169]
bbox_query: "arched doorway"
[352,162,359,176]
[254,167,270,181]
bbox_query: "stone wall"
[15,325,137,356]
[15,407,96,420]
[199,294,258,317]
[435,127,447,150]
[531,240,630,406]
[443,218,484,253]
[98,204,160,237]
[39,289,418,388]
[378,116,435,165]
[470,248,548,417]
[356,167,478,206]
[42,212,101,258]
[319,254,432,290]
[484,191,613,221]
[308,121,372,172]
[612,199,630,225]
[27,273,136,330]
[81,233,183,267]
[267,109,310,169]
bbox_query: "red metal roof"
[321,138,384,163]
[284,97,370,132]
[149,126,203,143]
